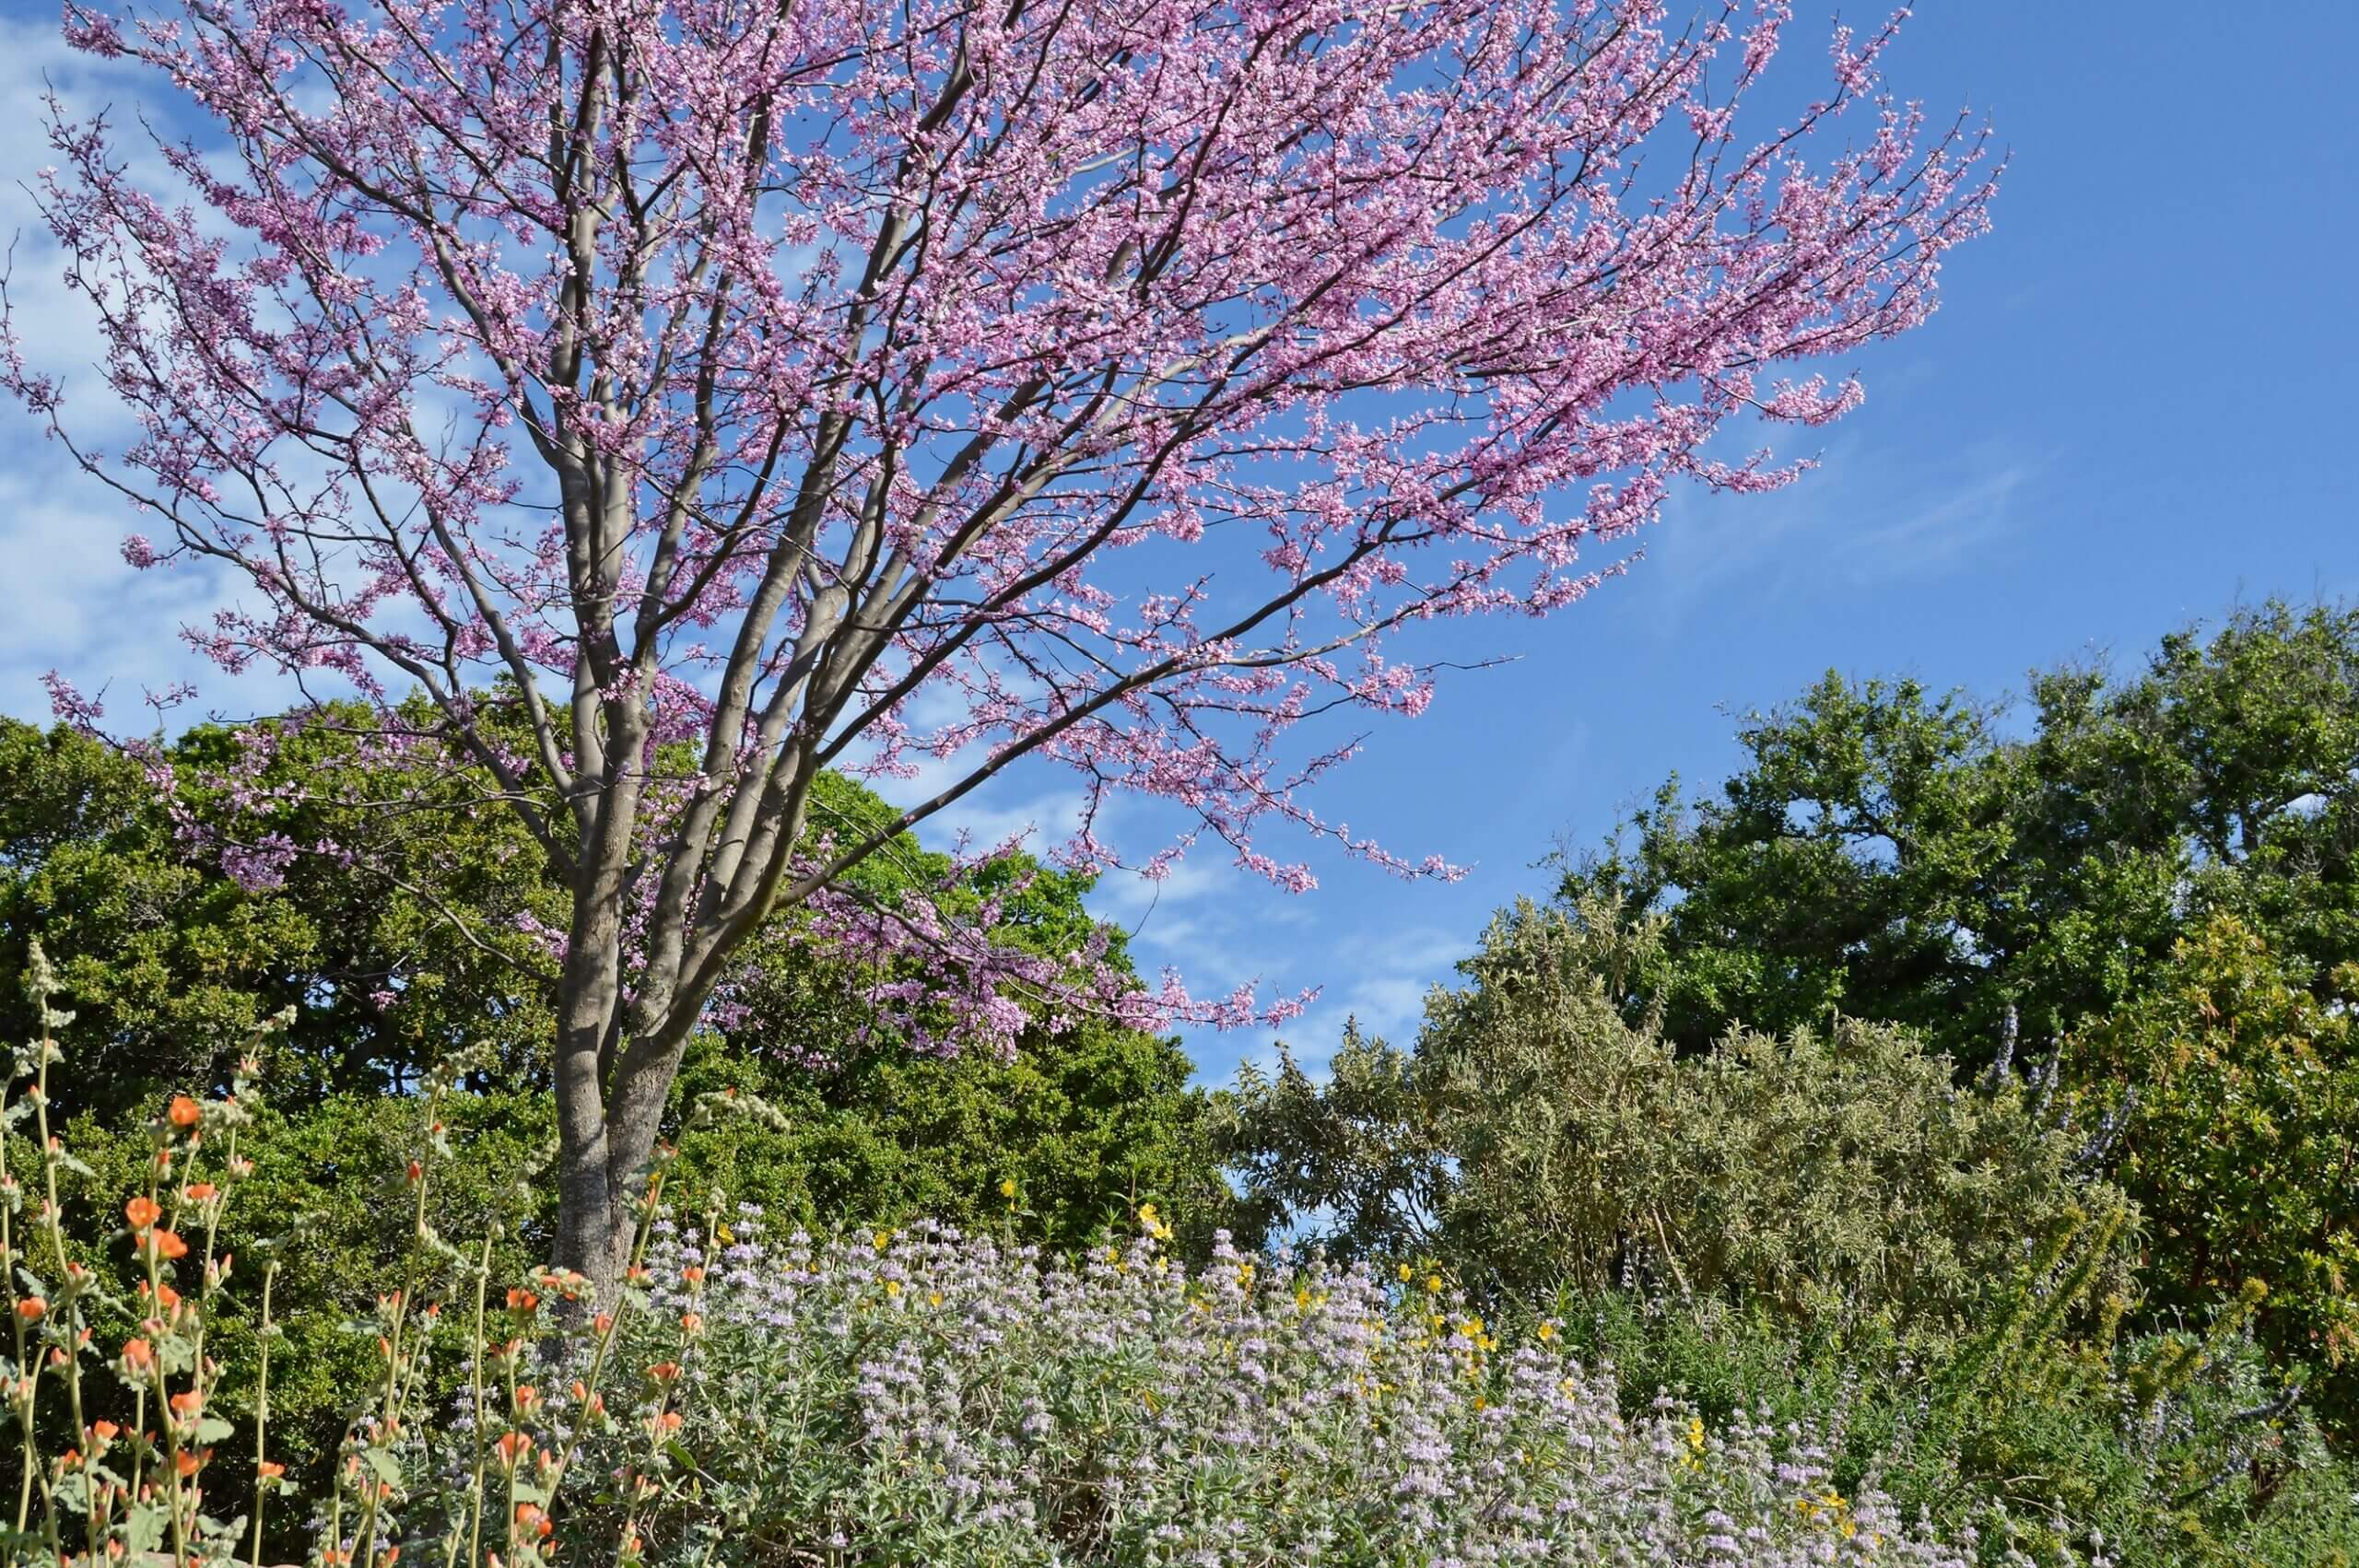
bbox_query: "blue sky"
[0,1,2352,1085]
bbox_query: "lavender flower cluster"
[587,1211,1985,1567]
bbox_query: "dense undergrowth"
[5,943,2356,1568]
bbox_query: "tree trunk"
[552,889,634,1290]
[548,894,719,1293]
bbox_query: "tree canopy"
[1556,599,2359,1071]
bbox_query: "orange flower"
[648,1362,680,1384]
[512,1385,540,1412]
[175,1449,206,1478]
[154,1231,190,1260]
[184,1183,217,1201]
[91,1421,121,1443]
[505,1288,539,1314]
[405,1161,423,1185]
[167,1096,202,1128]
[679,1312,703,1334]
[16,1298,45,1321]
[170,1390,204,1416]
[593,1313,614,1335]
[515,1504,553,1539]
[679,1266,706,1284]
[124,1196,160,1232]
[256,1461,285,1480]
[494,1432,531,1465]
[122,1338,154,1370]
[657,1410,683,1433]
[156,1283,182,1311]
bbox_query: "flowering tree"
[4,0,1996,1281]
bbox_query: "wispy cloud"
[1645,427,2040,626]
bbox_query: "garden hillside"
[4,600,2355,1566]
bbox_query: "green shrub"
[1530,1278,2359,1566]
[2071,913,2359,1436]
[1215,895,2138,1344]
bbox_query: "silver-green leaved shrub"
[577,1211,1981,1567]
[0,942,1986,1568]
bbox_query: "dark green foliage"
[1557,598,2359,1072]
[0,710,561,1120]
[1214,895,2134,1343]
[669,1020,1254,1258]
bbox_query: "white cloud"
[1646,429,2039,625]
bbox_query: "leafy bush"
[1531,1273,2359,1567]
[1215,896,2137,1343]
[2071,912,2359,1434]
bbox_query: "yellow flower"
[1424,1273,1442,1293]
[999,1178,1017,1200]
[1686,1416,1706,1454]
[1397,1262,1413,1282]
[873,1230,891,1251]
[1536,1321,1556,1341]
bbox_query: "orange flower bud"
[122,1338,154,1370]
[506,1288,539,1314]
[16,1298,45,1321]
